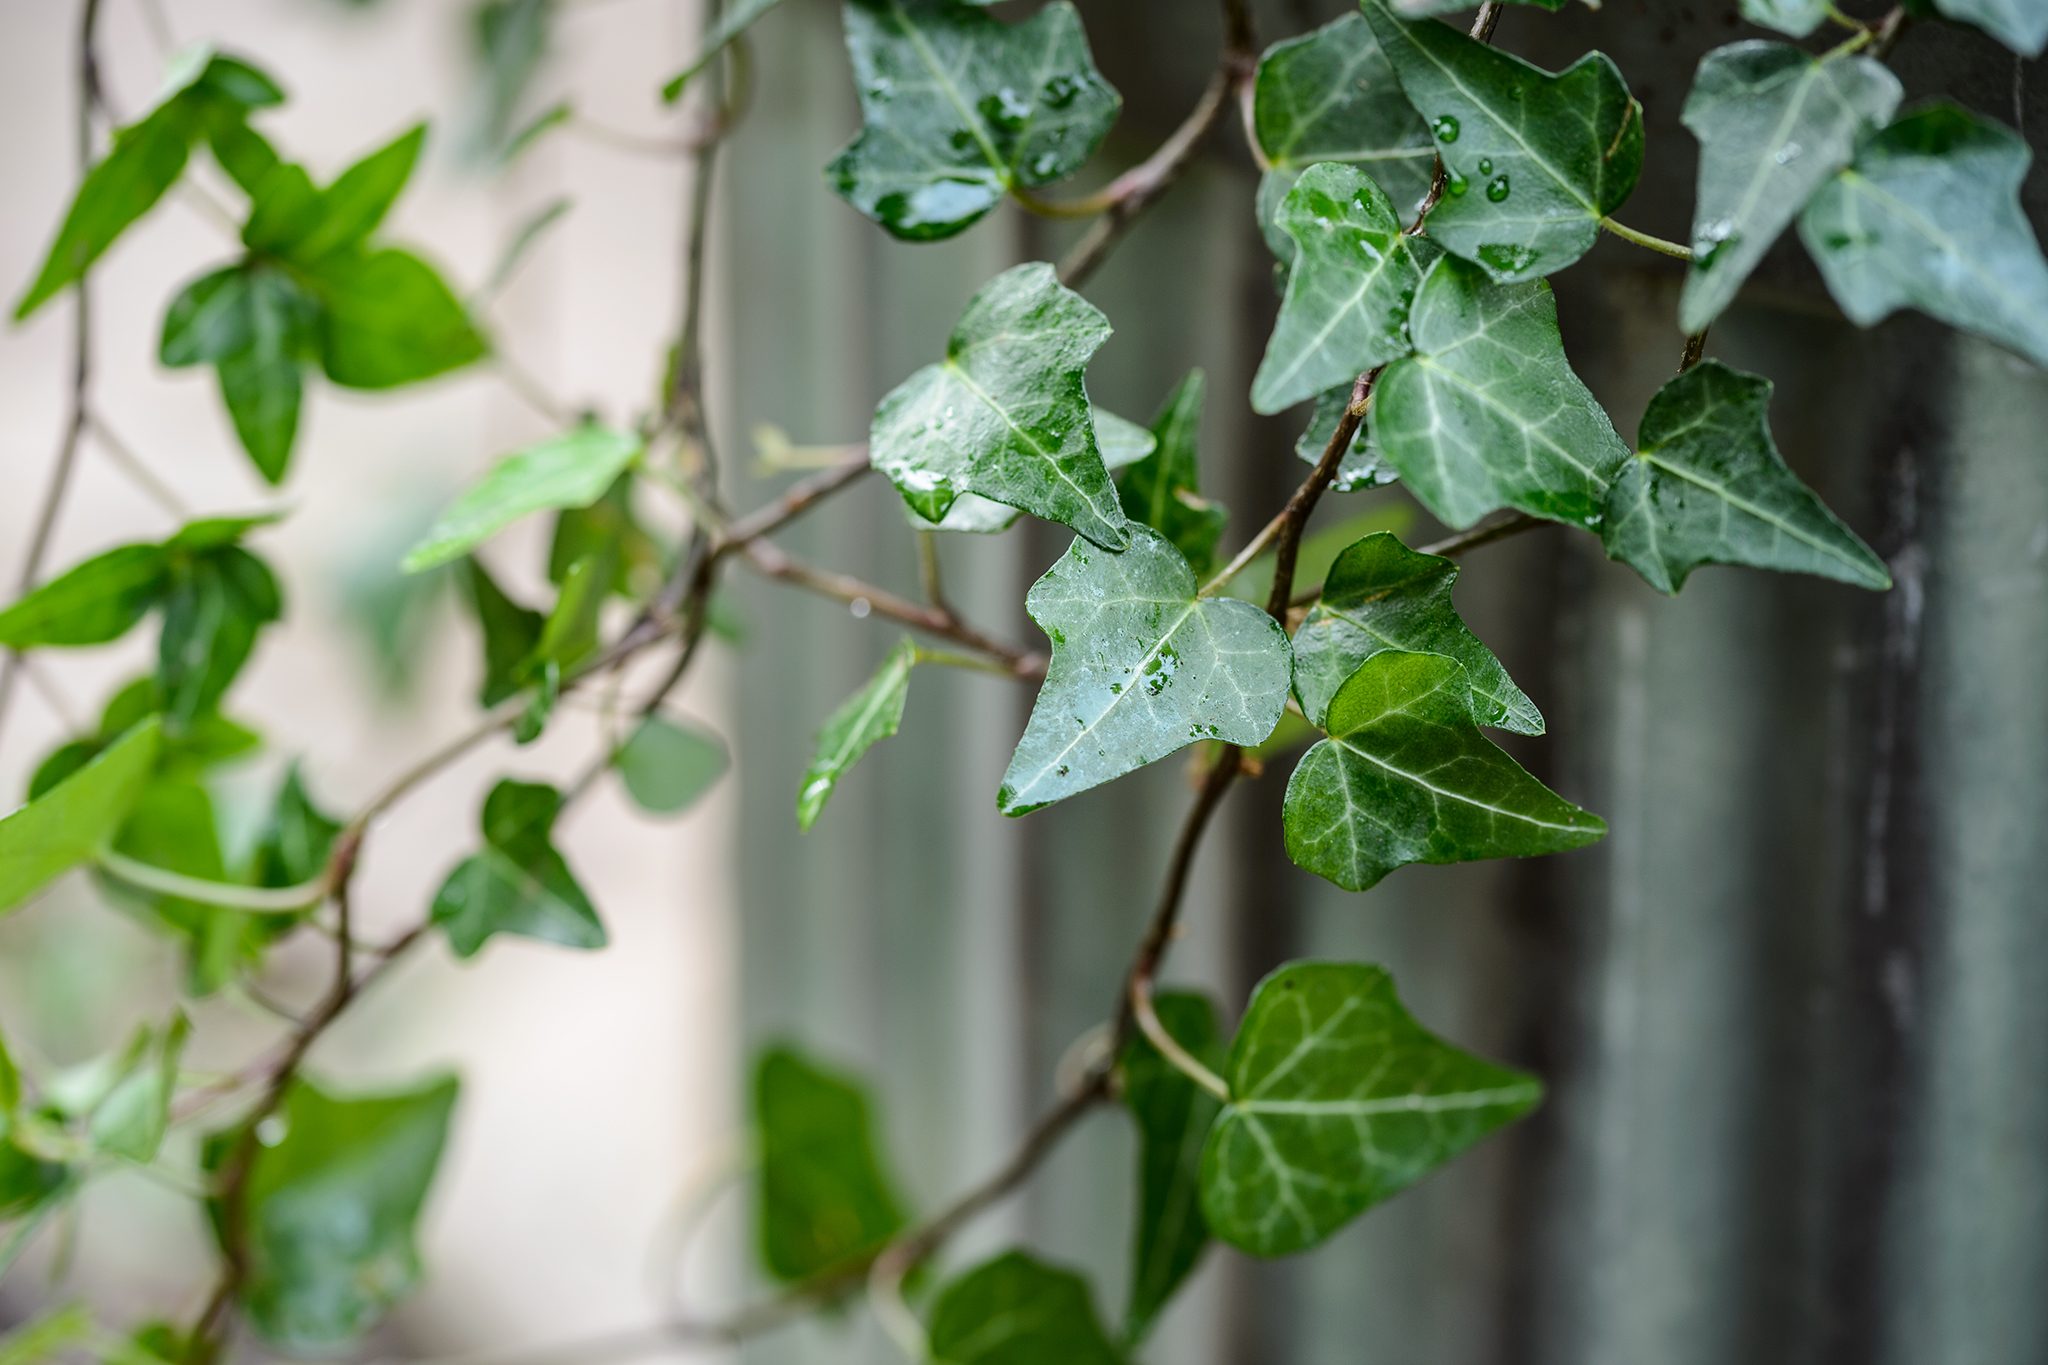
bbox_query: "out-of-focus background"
[2,1,2046,1363]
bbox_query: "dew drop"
[849,597,871,619]
[1431,115,1460,143]
[1485,174,1511,203]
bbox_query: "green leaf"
[1601,361,1890,593]
[88,1015,188,1163]
[430,780,603,958]
[752,1046,907,1283]
[0,718,160,914]
[1297,383,1395,492]
[1294,532,1541,734]
[1362,0,1643,282]
[0,1304,94,1365]
[0,545,169,648]
[215,272,316,483]
[1252,163,1440,415]
[1373,255,1630,530]
[405,426,644,571]
[614,714,728,815]
[999,528,1291,815]
[156,545,283,726]
[548,475,660,597]
[1931,0,2048,54]
[13,108,191,321]
[460,560,546,706]
[1282,652,1602,891]
[1800,104,2048,369]
[309,247,488,389]
[798,639,916,831]
[912,407,1153,535]
[1254,13,1436,223]
[870,263,1130,548]
[251,764,342,889]
[0,1028,18,1115]
[529,547,614,676]
[662,0,789,101]
[1121,992,1223,1344]
[208,1073,459,1351]
[828,0,1121,242]
[1739,0,1830,36]
[471,0,554,158]
[1199,961,1541,1256]
[106,780,264,997]
[1118,373,1227,578]
[1677,43,1901,334]
[928,1251,1123,1365]
[290,123,425,262]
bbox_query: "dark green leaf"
[0,545,168,648]
[913,408,1153,535]
[1118,373,1227,578]
[1122,992,1223,1344]
[1296,384,1395,492]
[798,639,916,831]
[1930,0,2047,54]
[0,718,160,915]
[1739,0,1830,38]
[512,660,560,746]
[290,123,425,262]
[615,715,728,815]
[548,477,661,598]
[251,765,342,889]
[928,1251,1123,1365]
[753,1046,907,1283]
[161,262,319,482]
[430,780,603,958]
[157,546,283,726]
[1254,13,1436,222]
[14,108,192,320]
[310,247,488,389]
[0,1027,18,1114]
[405,426,644,571]
[461,560,546,706]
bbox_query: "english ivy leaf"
[529,547,614,676]
[0,545,169,648]
[1602,361,1890,593]
[289,123,425,263]
[1374,255,1630,530]
[662,0,789,101]
[870,263,1129,549]
[614,714,728,815]
[29,679,256,799]
[827,0,1121,242]
[928,1251,1123,1365]
[1800,104,2048,369]
[430,780,602,958]
[251,764,342,889]
[0,718,160,915]
[1297,384,1395,492]
[1931,0,2048,54]
[105,779,268,997]
[460,560,545,706]
[206,1074,459,1351]
[798,639,916,831]
[404,426,645,571]
[999,528,1291,816]
[88,1016,188,1164]
[1363,0,1643,282]
[156,545,284,726]
[308,247,488,390]
[913,407,1153,535]
[211,272,316,483]
[1677,43,1901,334]
[1118,373,1227,578]
[1739,0,1830,36]
[1294,532,1541,734]
[1199,961,1541,1256]
[1121,992,1223,1345]
[548,476,661,597]
[1253,163,1440,415]
[1283,652,1602,891]
[753,1046,908,1283]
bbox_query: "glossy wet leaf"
[156,545,283,726]
[1282,651,1603,891]
[1001,528,1291,815]
[1932,0,2048,55]
[309,247,488,390]
[615,714,728,815]
[405,427,644,571]
[0,719,160,915]
[208,1074,458,1351]
[1122,992,1223,1344]
[1297,384,1396,492]
[1253,163,1440,415]
[1363,0,1643,282]
[1678,43,1901,333]
[1118,373,1227,578]
[913,408,1153,535]
[429,780,604,958]
[753,1046,907,1282]
[828,0,1120,241]
[1374,256,1630,529]
[1800,104,2048,369]
[0,545,169,648]
[870,263,1129,548]
[1294,532,1541,734]
[1602,361,1890,593]
[928,1251,1123,1365]
[1254,14,1436,225]
[1739,0,1830,36]
[798,639,916,831]
[1199,961,1541,1256]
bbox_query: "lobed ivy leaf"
[1282,652,1603,892]
[1199,961,1541,1256]
[1373,255,1630,530]
[927,1251,1124,1365]
[1678,43,1901,334]
[999,528,1291,816]
[870,263,1129,548]
[1294,532,1541,734]
[429,780,604,958]
[405,426,645,571]
[1117,373,1227,578]
[1253,163,1440,415]
[798,639,916,831]
[29,679,258,798]
[156,545,283,727]
[1121,992,1223,1345]
[828,0,1120,242]
[1931,0,2048,55]
[0,718,160,915]
[753,1046,908,1283]
[1602,361,1890,593]
[308,247,488,390]
[1739,0,1831,36]
[614,714,728,815]
[913,408,1154,535]
[1363,0,1643,283]
[1297,384,1396,492]
[1800,104,2048,369]
[461,560,546,707]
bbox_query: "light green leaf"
[0,545,169,648]
[871,263,1129,548]
[999,528,1291,815]
[429,780,604,958]
[913,407,1153,535]
[1282,651,1602,891]
[662,0,788,101]
[798,639,916,831]
[529,546,614,677]
[0,1304,94,1365]
[207,1073,459,1351]
[0,719,161,915]
[1121,992,1222,1345]
[1253,13,1436,222]
[1931,0,2048,54]
[1678,43,1901,334]
[1374,255,1629,529]
[753,1046,907,1283]
[827,0,1121,242]
[615,714,728,815]
[1363,0,1643,282]
[156,545,283,726]
[1199,961,1541,1256]
[88,1015,188,1163]
[1297,383,1395,492]
[1118,373,1227,578]
[309,247,488,390]
[928,1251,1123,1365]
[404,426,644,571]
[1739,0,1830,36]
[105,779,265,997]
[1602,361,1890,593]
[1253,163,1440,415]
[1800,104,2048,369]
[1294,532,1541,734]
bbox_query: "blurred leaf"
[529,546,614,676]
[290,123,425,262]
[615,715,728,815]
[512,659,559,746]
[1118,373,1227,578]
[88,1015,188,1163]
[405,427,644,571]
[928,1251,1123,1364]
[0,1302,93,1365]
[310,247,488,390]
[471,0,555,158]
[29,679,258,799]
[0,545,169,648]
[251,765,342,889]
[1221,503,1415,608]
[797,639,915,831]
[461,559,545,707]
[662,0,787,100]
[157,545,284,727]
[548,476,661,599]
[430,780,602,958]
[107,780,269,997]
[1121,992,1222,1344]
[479,195,571,302]
[0,718,160,915]
[753,1046,907,1283]
[1931,0,2047,54]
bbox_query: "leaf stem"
[94,852,331,914]
[1131,977,1230,1101]
[1598,217,1693,260]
